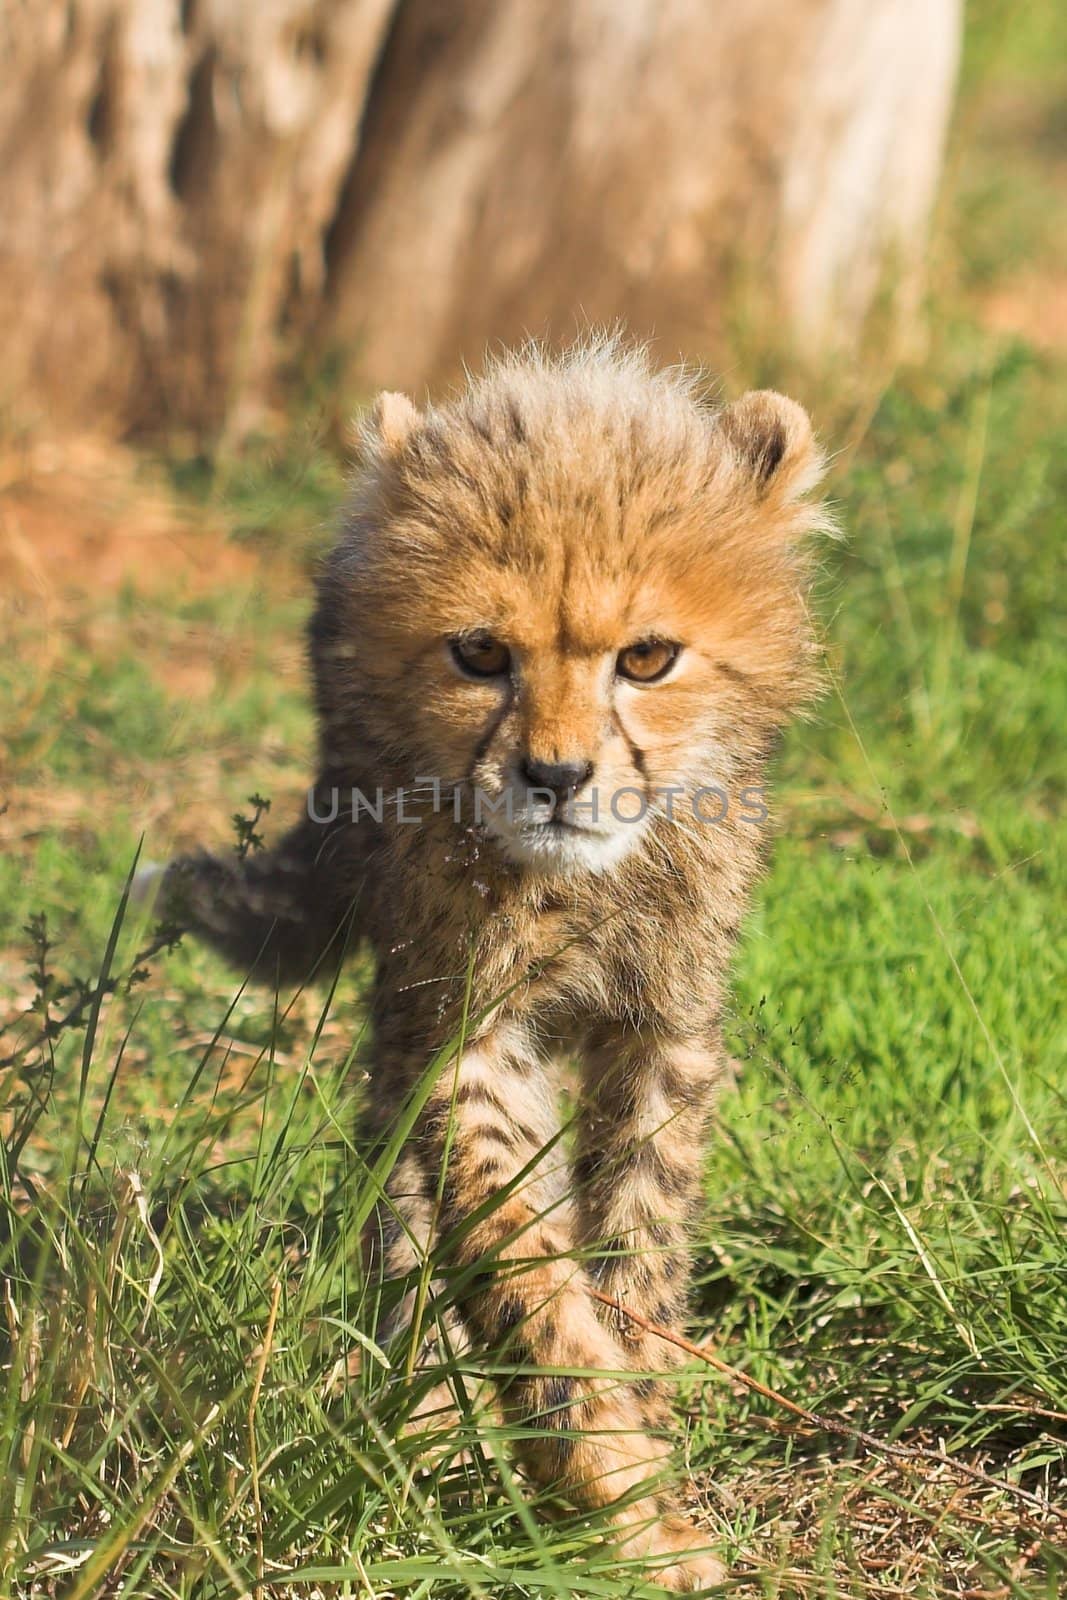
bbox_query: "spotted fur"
[160,340,832,1589]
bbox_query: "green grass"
[2,4,1066,1594]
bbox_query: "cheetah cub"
[157,342,830,1590]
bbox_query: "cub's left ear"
[350,389,421,464]
[370,390,420,454]
[718,390,825,505]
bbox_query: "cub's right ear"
[356,390,420,460]
[718,390,825,507]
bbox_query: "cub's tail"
[137,800,361,988]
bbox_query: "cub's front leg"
[575,1028,725,1408]
[371,1022,725,1591]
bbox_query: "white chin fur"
[486,818,643,875]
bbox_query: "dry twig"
[590,1287,1062,1520]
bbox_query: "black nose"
[520,757,594,800]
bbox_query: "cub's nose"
[520,757,594,800]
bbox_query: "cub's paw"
[643,1515,727,1592]
[618,1510,726,1592]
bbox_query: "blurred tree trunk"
[0,0,398,438]
[0,0,960,440]
[326,0,962,395]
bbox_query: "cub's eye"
[450,631,511,679]
[616,639,681,684]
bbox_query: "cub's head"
[315,343,831,875]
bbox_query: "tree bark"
[0,0,960,439]
[0,0,397,435]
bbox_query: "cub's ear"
[718,390,824,505]
[355,390,421,459]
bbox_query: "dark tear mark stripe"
[468,680,515,776]
[610,708,651,795]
